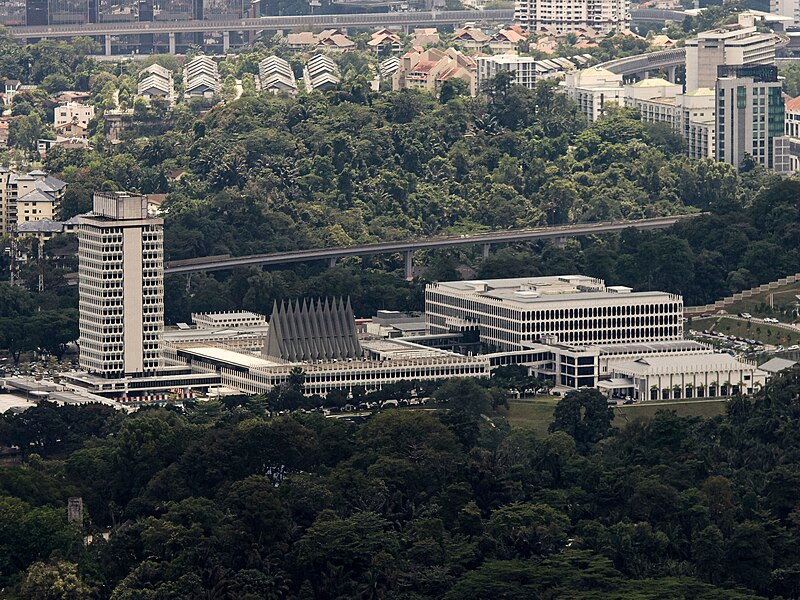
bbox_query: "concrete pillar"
[552,236,568,249]
[105,34,112,56]
[222,31,230,52]
[482,243,491,259]
[666,66,677,83]
[276,29,284,37]
[329,256,337,268]
[169,31,176,54]
[404,250,414,281]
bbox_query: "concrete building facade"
[78,192,164,377]
[425,275,683,352]
[562,66,624,121]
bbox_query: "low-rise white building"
[54,101,95,129]
[562,66,624,121]
[137,63,176,106]
[304,54,340,91]
[192,311,267,329]
[603,353,769,401]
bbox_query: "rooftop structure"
[192,311,267,329]
[476,53,589,91]
[286,29,354,52]
[264,297,362,362]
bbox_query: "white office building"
[562,66,624,122]
[78,192,164,378]
[685,13,778,93]
[425,275,683,352]
[514,0,630,35]
[716,64,788,171]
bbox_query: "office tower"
[78,192,164,377]
[426,276,684,352]
[514,0,630,35]
[685,13,776,93]
[715,64,788,171]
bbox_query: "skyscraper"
[78,192,163,377]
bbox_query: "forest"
[1,367,800,598]
[39,75,800,322]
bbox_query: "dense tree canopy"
[1,369,800,598]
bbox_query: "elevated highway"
[164,214,704,278]
[6,9,513,39]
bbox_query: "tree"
[549,389,614,450]
[486,502,569,559]
[20,561,96,600]
[9,113,44,154]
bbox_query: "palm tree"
[708,381,718,397]
[662,387,671,400]
[650,385,659,401]
[672,384,682,399]
[685,383,694,399]
[696,383,706,398]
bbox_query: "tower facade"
[78,192,163,377]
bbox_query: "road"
[6,9,513,38]
[164,214,703,275]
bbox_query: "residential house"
[489,26,529,52]
[304,54,340,91]
[393,47,477,95]
[138,63,176,106]
[648,34,676,48]
[286,29,355,52]
[452,26,491,50]
[2,79,20,106]
[184,56,221,99]
[368,29,403,54]
[258,56,297,94]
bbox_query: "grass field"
[691,316,798,346]
[504,396,728,434]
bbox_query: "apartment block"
[304,54,340,91]
[184,55,220,99]
[54,101,95,129]
[562,66,624,122]
[0,167,66,234]
[514,0,630,35]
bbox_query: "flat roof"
[181,346,280,368]
[613,353,759,376]
[589,340,710,354]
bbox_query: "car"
[623,399,634,405]
[739,312,752,319]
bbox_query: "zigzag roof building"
[264,297,362,362]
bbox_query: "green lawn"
[690,316,797,346]
[504,396,728,435]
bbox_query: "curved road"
[164,214,703,275]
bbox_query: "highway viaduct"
[6,9,514,52]
[164,214,703,279]
[2,7,683,53]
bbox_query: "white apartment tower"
[78,192,164,378]
[515,0,630,35]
